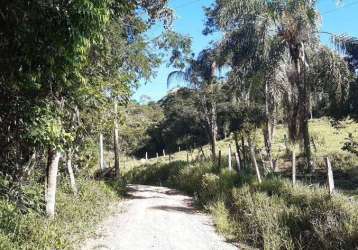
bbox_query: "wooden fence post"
[218,150,222,169]
[99,134,104,171]
[273,159,278,172]
[249,143,262,183]
[235,152,241,172]
[241,136,246,168]
[326,157,335,195]
[113,102,120,179]
[292,150,296,185]
[228,145,232,171]
[145,152,148,161]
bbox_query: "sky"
[132,0,358,103]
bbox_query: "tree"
[167,48,222,161]
[205,0,286,169]
[0,0,173,218]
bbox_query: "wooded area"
[1,0,358,249]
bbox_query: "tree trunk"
[263,126,274,170]
[300,52,312,171]
[218,150,222,169]
[66,150,77,195]
[210,101,217,162]
[263,81,275,170]
[302,119,312,171]
[234,132,241,156]
[99,133,104,171]
[46,149,61,219]
[294,45,312,171]
[114,102,120,179]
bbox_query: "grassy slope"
[125,118,358,194]
[124,118,358,164]
[0,178,125,250]
[122,118,358,249]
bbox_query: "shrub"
[0,178,124,249]
[237,179,358,249]
[125,159,358,249]
[231,186,295,250]
[125,161,186,185]
[169,162,213,194]
[209,201,237,239]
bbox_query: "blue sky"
[132,0,358,103]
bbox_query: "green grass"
[123,118,358,197]
[123,118,358,169]
[0,177,125,249]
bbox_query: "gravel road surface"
[81,184,238,250]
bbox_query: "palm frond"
[332,34,358,52]
[166,70,186,88]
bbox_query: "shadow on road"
[149,205,196,214]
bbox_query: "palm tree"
[206,1,286,170]
[206,0,320,169]
[167,48,220,161]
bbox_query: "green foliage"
[27,105,74,151]
[209,201,237,238]
[169,162,214,195]
[0,177,125,249]
[342,133,358,157]
[120,102,164,155]
[155,30,192,69]
[126,159,358,249]
[125,161,187,186]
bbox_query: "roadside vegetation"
[0,176,125,249]
[125,157,358,250]
[124,117,358,250]
[1,0,358,249]
[0,1,182,249]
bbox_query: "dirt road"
[81,184,238,250]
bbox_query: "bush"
[209,201,237,239]
[0,178,125,249]
[222,178,358,249]
[126,160,358,249]
[125,161,187,185]
[169,162,213,195]
[232,186,295,250]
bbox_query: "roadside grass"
[124,160,358,250]
[0,177,125,249]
